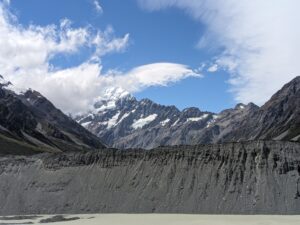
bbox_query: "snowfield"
[132,114,158,129]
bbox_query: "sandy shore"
[1,214,300,225]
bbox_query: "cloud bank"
[138,0,300,105]
[0,2,200,114]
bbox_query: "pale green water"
[0,214,300,225]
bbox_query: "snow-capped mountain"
[76,87,255,149]
[1,74,300,151]
[77,76,300,149]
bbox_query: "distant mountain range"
[77,76,300,149]
[1,75,299,153]
[0,75,104,154]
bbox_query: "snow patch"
[103,87,130,100]
[107,112,120,129]
[93,87,132,113]
[160,118,170,126]
[206,114,219,128]
[96,100,116,112]
[98,121,108,126]
[82,121,92,128]
[117,112,130,125]
[187,114,209,122]
[132,114,157,129]
[35,123,43,133]
[77,113,95,124]
[213,115,219,119]
[87,113,95,120]
[172,119,180,127]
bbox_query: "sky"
[0,0,299,114]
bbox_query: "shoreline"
[1,214,300,225]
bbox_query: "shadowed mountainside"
[0,75,105,154]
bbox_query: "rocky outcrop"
[0,141,300,215]
[224,76,300,142]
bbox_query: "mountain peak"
[0,75,12,88]
[290,75,300,83]
[264,76,300,107]
[0,79,105,153]
[92,87,134,112]
[234,103,246,110]
[103,87,132,101]
[280,76,300,92]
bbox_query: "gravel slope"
[0,141,300,215]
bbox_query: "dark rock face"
[77,77,300,149]
[39,215,80,223]
[0,141,300,215]
[0,79,105,154]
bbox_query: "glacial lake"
[1,214,300,225]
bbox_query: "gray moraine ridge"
[0,141,300,215]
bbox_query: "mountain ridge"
[0,76,105,154]
[1,140,299,214]
[77,76,300,149]
[1,75,299,153]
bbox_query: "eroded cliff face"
[0,141,300,215]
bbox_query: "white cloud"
[10,62,199,114]
[0,3,200,114]
[207,64,218,73]
[92,25,130,60]
[115,63,201,93]
[93,0,103,14]
[0,4,129,75]
[138,0,300,105]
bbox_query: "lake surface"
[0,214,300,225]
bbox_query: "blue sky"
[6,0,233,113]
[1,0,299,114]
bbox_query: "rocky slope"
[0,75,105,154]
[0,140,300,215]
[224,76,300,142]
[77,77,300,149]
